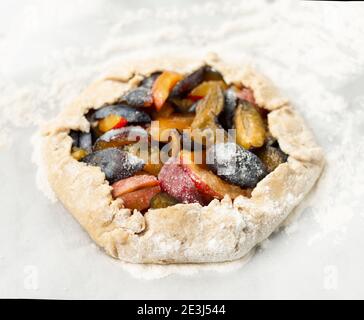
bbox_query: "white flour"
[118,249,255,280]
[1,0,364,279]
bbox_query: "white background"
[0,0,364,299]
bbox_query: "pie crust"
[41,54,325,264]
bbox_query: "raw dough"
[41,54,324,264]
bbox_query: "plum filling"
[69,65,287,211]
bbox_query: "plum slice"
[234,101,266,150]
[203,66,225,82]
[143,162,164,177]
[255,145,288,173]
[140,72,162,88]
[71,148,88,161]
[93,126,148,151]
[82,148,145,184]
[119,186,161,211]
[150,192,179,209]
[191,82,224,129]
[170,66,225,99]
[152,71,183,111]
[206,142,267,189]
[112,174,159,198]
[98,114,128,133]
[151,102,175,119]
[151,114,194,142]
[169,98,196,113]
[180,151,248,200]
[158,157,205,205]
[190,82,225,145]
[69,130,91,160]
[170,66,206,98]
[122,87,154,108]
[122,143,164,177]
[92,104,151,124]
[131,72,163,107]
[219,88,237,130]
[188,80,227,100]
[69,130,80,148]
[79,132,92,153]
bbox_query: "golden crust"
[41,54,324,264]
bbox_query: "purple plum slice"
[219,88,237,130]
[92,104,151,123]
[122,87,153,108]
[79,132,93,153]
[170,66,206,98]
[203,66,224,82]
[69,130,79,148]
[82,148,145,184]
[139,72,161,88]
[170,66,225,98]
[93,126,148,151]
[206,142,267,188]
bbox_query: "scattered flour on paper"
[31,132,58,203]
[118,250,255,280]
[1,0,364,279]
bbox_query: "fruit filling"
[69,65,288,212]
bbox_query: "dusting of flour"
[1,0,364,279]
[118,250,255,280]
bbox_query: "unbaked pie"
[42,54,324,264]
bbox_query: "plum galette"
[42,55,324,264]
